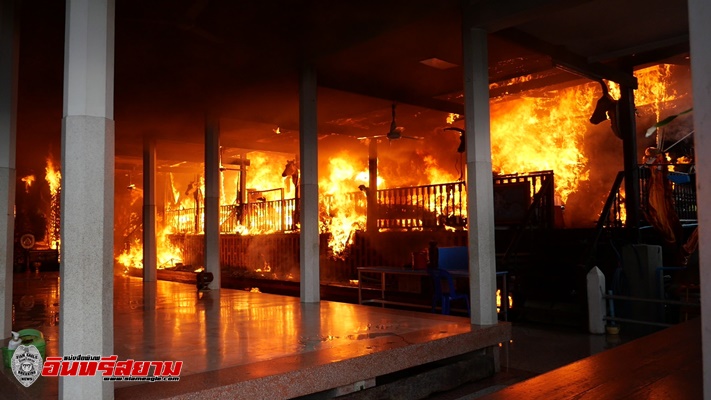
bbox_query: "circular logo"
[20,234,35,250]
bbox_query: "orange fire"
[21,175,35,193]
[487,63,688,223]
[116,225,184,270]
[319,153,369,258]
[496,289,513,313]
[489,83,593,204]
[118,63,688,271]
[223,151,296,235]
[45,157,61,250]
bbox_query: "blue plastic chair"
[428,268,470,316]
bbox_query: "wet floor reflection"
[13,271,474,380]
[12,272,61,357]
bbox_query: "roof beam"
[468,0,595,32]
[495,28,638,88]
[318,76,465,115]
[489,72,584,98]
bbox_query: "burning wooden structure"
[107,62,698,322]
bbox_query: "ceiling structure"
[15,0,690,172]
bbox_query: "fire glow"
[116,63,689,270]
[45,157,61,250]
[21,175,35,193]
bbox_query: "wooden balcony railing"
[165,171,558,234]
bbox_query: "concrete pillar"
[204,115,221,289]
[688,0,711,397]
[0,0,18,337]
[299,65,320,303]
[462,14,498,325]
[60,0,115,398]
[143,138,157,282]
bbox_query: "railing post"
[587,266,607,334]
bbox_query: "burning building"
[4,0,710,398]
[106,62,695,305]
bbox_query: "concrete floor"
[4,271,511,399]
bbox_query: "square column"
[299,66,320,303]
[60,0,115,399]
[204,115,221,289]
[0,0,18,336]
[688,0,711,396]
[142,137,157,282]
[462,14,498,325]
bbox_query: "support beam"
[367,139,378,233]
[687,0,711,397]
[618,77,640,241]
[204,115,221,290]
[318,78,465,115]
[142,137,157,282]
[60,0,115,398]
[462,11,498,326]
[495,28,638,88]
[0,0,18,337]
[299,66,320,303]
[489,70,583,98]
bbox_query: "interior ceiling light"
[419,57,459,70]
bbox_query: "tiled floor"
[5,271,510,399]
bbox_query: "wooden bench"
[479,318,702,399]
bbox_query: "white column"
[0,0,18,337]
[60,0,115,399]
[586,266,606,334]
[299,66,320,302]
[462,18,498,325]
[143,138,157,282]
[204,115,221,289]
[688,0,711,397]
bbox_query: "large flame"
[490,84,593,203]
[121,63,688,271]
[117,226,184,270]
[45,158,61,196]
[45,157,62,249]
[319,153,369,258]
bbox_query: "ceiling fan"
[358,103,423,142]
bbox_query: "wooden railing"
[376,181,466,230]
[500,172,556,269]
[493,170,555,228]
[165,171,558,235]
